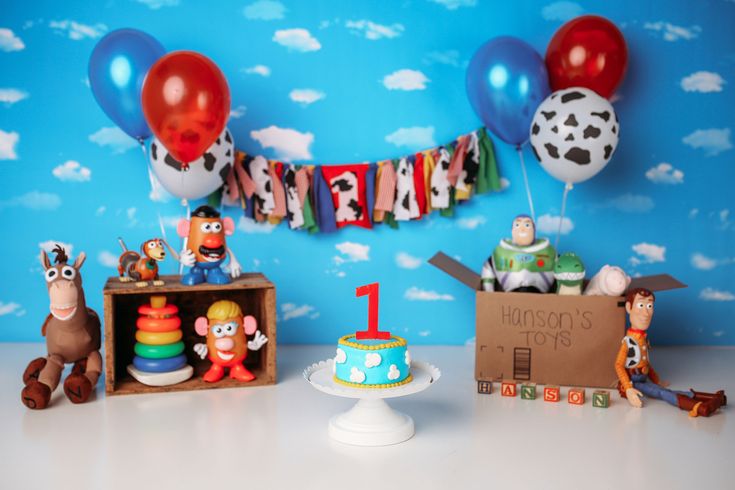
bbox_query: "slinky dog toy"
[127,296,193,386]
[117,237,178,288]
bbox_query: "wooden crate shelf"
[103,273,276,395]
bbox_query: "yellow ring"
[334,373,413,389]
[135,330,183,345]
[337,334,407,350]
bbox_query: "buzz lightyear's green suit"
[481,238,556,293]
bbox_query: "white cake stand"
[303,359,440,447]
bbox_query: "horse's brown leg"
[71,358,87,375]
[63,351,101,404]
[22,357,47,385]
[22,354,63,409]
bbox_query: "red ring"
[138,304,179,316]
[136,316,181,332]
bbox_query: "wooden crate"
[103,273,276,395]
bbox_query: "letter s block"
[543,385,560,402]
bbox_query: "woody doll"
[615,287,726,417]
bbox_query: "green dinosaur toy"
[554,253,585,295]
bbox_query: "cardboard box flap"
[628,274,686,293]
[429,252,482,290]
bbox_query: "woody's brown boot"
[690,389,727,407]
[677,394,721,417]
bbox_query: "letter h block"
[477,380,492,395]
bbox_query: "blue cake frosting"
[333,334,412,388]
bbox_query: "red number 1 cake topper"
[355,282,391,340]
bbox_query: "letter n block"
[501,381,517,397]
[543,385,560,402]
[520,383,536,400]
[593,390,610,408]
[568,388,585,405]
[477,380,492,395]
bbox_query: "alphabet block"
[568,388,585,405]
[543,385,560,402]
[477,380,492,395]
[520,383,536,400]
[501,381,517,397]
[593,390,610,408]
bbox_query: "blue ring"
[133,354,187,373]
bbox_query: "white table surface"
[1,344,732,490]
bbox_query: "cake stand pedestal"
[303,359,440,447]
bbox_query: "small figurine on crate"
[193,300,268,382]
[21,245,102,409]
[554,252,585,295]
[481,214,556,293]
[584,265,631,296]
[615,288,726,417]
[177,205,242,286]
[117,237,177,287]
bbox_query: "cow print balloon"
[150,128,234,200]
[530,87,619,185]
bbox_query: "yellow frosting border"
[337,334,407,350]
[333,373,413,389]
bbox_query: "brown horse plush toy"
[21,245,102,409]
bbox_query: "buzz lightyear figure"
[481,215,556,293]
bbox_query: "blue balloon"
[466,36,550,147]
[88,29,165,141]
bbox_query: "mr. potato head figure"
[193,300,268,382]
[177,205,242,286]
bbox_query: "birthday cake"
[333,335,412,388]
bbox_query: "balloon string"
[139,140,161,202]
[555,182,573,251]
[178,201,190,276]
[516,145,535,221]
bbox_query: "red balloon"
[545,15,628,99]
[142,51,230,163]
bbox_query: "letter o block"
[543,385,560,402]
[568,388,585,405]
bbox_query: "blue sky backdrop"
[1,0,734,345]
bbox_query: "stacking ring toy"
[138,303,178,316]
[135,330,182,345]
[133,354,187,373]
[136,316,181,332]
[134,341,185,359]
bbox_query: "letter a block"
[593,390,610,408]
[543,385,561,402]
[568,388,585,405]
[477,381,492,395]
[501,381,517,397]
[520,383,536,400]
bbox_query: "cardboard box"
[429,252,685,388]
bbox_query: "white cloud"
[349,367,366,383]
[89,126,138,154]
[95,206,106,216]
[404,287,454,301]
[289,89,325,105]
[250,125,314,161]
[457,215,487,230]
[536,214,574,235]
[689,208,699,219]
[98,250,118,268]
[49,20,107,40]
[364,352,382,368]
[39,240,73,257]
[0,28,25,51]
[645,163,684,185]
[345,20,404,40]
[428,0,477,10]
[382,69,430,91]
[700,288,735,302]
[631,242,666,265]
[499,177,510,190]
[681,71,725,93]
[0,88,29,105]
[0,129,19,159]
[644,21,701,42]
[230,105,247,119]
[396,252,422,269]
[126,207,138,227]
[0,302,23,316]
[387,364,400,380]
[335,242,370,262]
[242,65,271,77]
[243,0,286,20]
[691,253,716,270]
[280,302,317,321]
[148,172,172,203]
[335,348,346,363]
[52,160,91,182]
[423,50,461,67]
[719,209,732,230]
[135,0,179,8]
[0,191,61,211]
[385,126,436,150]
[541,1,583,21]
[273,28,321,52]
[605,193,655,213]
[682,128,732,156]
[238,216,277,234]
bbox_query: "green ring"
[134,341,185,359]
